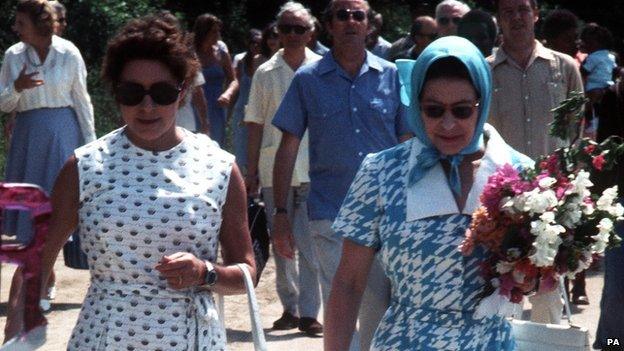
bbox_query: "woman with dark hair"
[230,28,262,172]
[193,13,237,147]
[0,0,94,331]
[255,22,281,69]
[325,36,532,350]
[31,14,255,350]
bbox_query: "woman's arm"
[325,240,376,351]
[217,51,238,108]
[40,156,80,296]
[155,163,256,294]
[69,51,96,143]
[191,86,210,134]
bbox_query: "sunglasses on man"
[437,17,461,26]
[421,101,480,119]
[115,81,183,106]
[334,8,367,22]
[277,24,309,35]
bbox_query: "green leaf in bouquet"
[548,91,587,142]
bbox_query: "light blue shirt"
[272,51,410,221]
[583,49,617,91]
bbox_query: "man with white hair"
[245,1,323,336]
[435,0,470,37]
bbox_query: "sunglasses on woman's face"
[421,101,480,119]
[334,8,367,22]
[277,24,309,35]
[115,81,183,106]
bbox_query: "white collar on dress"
[406,124,519,222]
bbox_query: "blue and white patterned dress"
[333,125,532,351]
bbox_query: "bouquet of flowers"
[460,92,624,318]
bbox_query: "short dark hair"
[458,9,497,40]
[581,23,614,50]
[192,13,222,53]
[493,0,538,12]
[102,15,200,90]
[16,0,56,37]
[541,9,578,41]
[420,57,478,99]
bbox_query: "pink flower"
[584,145,596,154]
[592,154,606,171]
[481,164,523,213]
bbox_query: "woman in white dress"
[36,14,256,350]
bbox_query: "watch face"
[205,270,217,286]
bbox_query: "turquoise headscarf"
[396,36,492,195]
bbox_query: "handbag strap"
[559,275,574,325]
[214,265,268,351]
[237,263,268,351]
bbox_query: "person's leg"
[4,267,25,343]
[291,184,322,334]
[571,270,588,305]
[309,220,360,350]
[262,187,300,328]
[358,255,390,351]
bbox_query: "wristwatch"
[273,207,288,215]
[203,260,218,287]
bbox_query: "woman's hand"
[155,252,207,290]
[217,92,232,107]
[14,64,44,92]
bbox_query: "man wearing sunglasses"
[488,0,583,326]
[245,1,324,337]
[435,0,470,37]
[271,1,411,350]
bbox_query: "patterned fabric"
[333,126,530,350]
[0,35,95,143]
[68,128,234,351]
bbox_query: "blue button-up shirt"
[272,51,410,221]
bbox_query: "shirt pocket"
[547,80,567,110]
[307,101,347,148]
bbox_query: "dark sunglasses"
[421,101,480,119]
[437,17,462,26]
[115,81,183,106]
[335,8,367,22]
[278,24,309,35]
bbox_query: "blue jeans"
[309,220,390,351]
[263,185,321,319]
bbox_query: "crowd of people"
[0,0,623,350]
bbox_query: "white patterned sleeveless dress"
[68,127,233,351]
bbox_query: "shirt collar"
[491,40,554,69]
[265,48,320,72]
[406,124,519,221]
[317,49,383,76]
[15,35,69,55]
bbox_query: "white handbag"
[216,264,268,351]
[511,277,591,351]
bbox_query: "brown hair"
[16,0,56,37]
[101,14,200,91]
[192,13,222,53]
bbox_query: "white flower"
[582,201,595,216]
[567,250,594,278]
[473,286,520,319]
[567,170,593,197]
[538,177,557,189]
[592,218,614,254]
[500,196,518,215]
[518,188,558,215]
[495,261,514,274]
[597,186,619,211]
[529,211,565,267]
[609,203,624,218]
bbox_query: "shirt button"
[382,108,387,113]
[523,74,527,78]
[524,95,529,100]
[358,152,363,157]
[351,85,355,89]
[353,107,358,112]
[527,141,532,145]
[526,118,531,123]
[355,129,361,133]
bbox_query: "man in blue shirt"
[271,1,411,349]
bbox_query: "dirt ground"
[0,255,606,350]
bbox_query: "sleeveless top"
[68,127,234,351]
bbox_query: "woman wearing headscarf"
[325,36,532,350]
